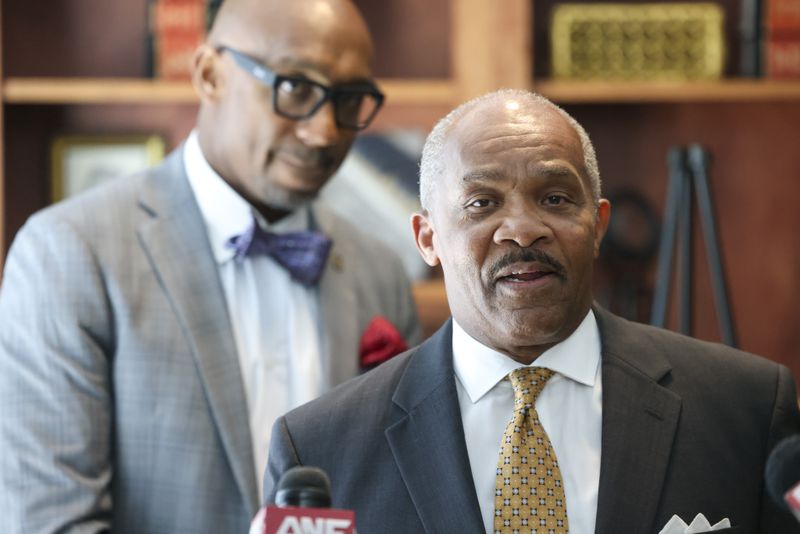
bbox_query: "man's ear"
[593,198,611,257]
[191,44,224,103]
[411,211,440,267]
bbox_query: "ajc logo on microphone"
[252,506,355,534]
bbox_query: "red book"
[764,0,800,78]
[152,0,205,33]
[150,0,205,80]
[155,32,203,80]
[766,35,800,78]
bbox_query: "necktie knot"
[226,217,333,287]
[508,367,554,412]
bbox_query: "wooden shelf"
[381,79,456,105]
[3,78,197,104]
[8,77,799,107]
[2,77,456,105]
[535,79,800,103]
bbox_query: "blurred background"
[1,0,799,378]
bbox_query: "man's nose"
[493,207,553,248]
[295,101,341,148]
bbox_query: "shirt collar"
[183,130,310,264]
[452,309,601,404]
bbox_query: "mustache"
[488,248,566,283]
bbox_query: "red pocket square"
[359,316,407,369]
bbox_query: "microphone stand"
[650,144,737,347]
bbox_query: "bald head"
[208,0,373,63]
[419,89,601,212]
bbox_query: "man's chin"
[498,308,572,346]
[259,183,320,211]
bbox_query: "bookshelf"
[1,78,457,105]
[2,0,800,374]
[2,78,199,104]
[8,77,800,106]
[536,79,800,103]
[0,0,529,267]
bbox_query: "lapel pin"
[331,253,344,272]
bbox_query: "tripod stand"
[649,144,737,347]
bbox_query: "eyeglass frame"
[216,45,385,131]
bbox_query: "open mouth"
[498,270,556,283]
[491,257,566,290]
[489,247,567,287]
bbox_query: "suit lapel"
[313,204,359,386]
[385,321,485,534]
[382,307,682,533]
[136,149,259,516]
[594,308,681,534]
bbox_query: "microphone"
[765,435,800,521]
[250,466,355,534]
[275,466,332,508]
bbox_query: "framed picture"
[51,135,166,201]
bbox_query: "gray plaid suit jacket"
[0,146,420,533]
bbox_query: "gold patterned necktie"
[494,367,569,534]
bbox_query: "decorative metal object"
[551,3,725,80]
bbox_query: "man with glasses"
[0,0,419,532]
[216,45,384,133]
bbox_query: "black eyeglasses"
[217,46,384,131]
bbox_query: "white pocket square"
[658,513,731,534]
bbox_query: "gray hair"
[418,89,601,211]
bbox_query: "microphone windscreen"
[275,466,332,508]
[766,435,800,510]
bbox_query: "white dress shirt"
[453,311,602,534]
[184,131,327,502]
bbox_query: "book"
[154,32,203,80]
[766,0,800,30]
[148,0,206,80]
[765,0,800,77]
[740,0,764,76]
[152,0,205,34]
[766,36,800,77]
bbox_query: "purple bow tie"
[226,219,333,286]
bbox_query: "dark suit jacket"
[265,308,800,533]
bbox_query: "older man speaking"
[265,90,800,533]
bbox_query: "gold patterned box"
[550,3,725,80]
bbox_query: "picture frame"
[51,135,166,202]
